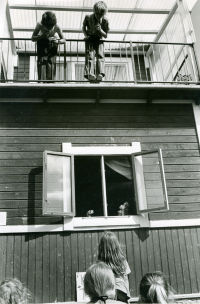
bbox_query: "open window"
[43,144,169,229]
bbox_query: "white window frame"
[43,142,168,231]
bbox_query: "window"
[43,143,169,230]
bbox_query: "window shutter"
[131,148,169,214]
[43,151,75,216]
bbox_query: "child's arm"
[56,25,65,44]
[95,24,108,38]
[82,16,90,40]
[31,24,48,42]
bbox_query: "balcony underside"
[0,83,200,104]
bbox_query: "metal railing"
[0,38,200,84]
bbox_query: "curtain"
[105,158,132,180]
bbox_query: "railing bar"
[182,45,190,82]
[70,40,72,81]
[142,43,148,81]
[34,41,37,81]
[136,43,142,81]
[109,42,113,81]
[58,42,61,82]
[192,43,200,82]
[172,44,179,83]
[64,42,66,83]
[7,39,10,81]
[24,39,26,80]
[130,41,137,83]
[17,40,19,81]
[158,44,165,82]
[165,44,174,82]
[151,44,159,82]
[125,42,131,81]
[188,46,198,82]
[119,42,123,81]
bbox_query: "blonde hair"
[93,1,108,15]
[84,262,115,302]
[139,272,174,304]
[98,231,126,276]
[0,278,31,304]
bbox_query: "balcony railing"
[0,38,200,85]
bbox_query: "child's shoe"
[97,74,103,81]
[89,74,96,81]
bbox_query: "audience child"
[82,1,110,81]
[31,11,65,81]
[84,261,124,303]
[139,271,175,304]
[0,278,31,304]
[98,232,131,303]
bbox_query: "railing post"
[191,43,200,82]
[130,41,137,84]
[0,40,2,81]
[64,42,66,83]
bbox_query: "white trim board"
[0,219,200,233]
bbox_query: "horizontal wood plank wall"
[0,103,199,224]
[0,228,200,301]
[14,54,30,81]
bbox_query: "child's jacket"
[83,14,110,39]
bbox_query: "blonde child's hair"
[84,261,115,302]
[139,272,175,304]
[98,231,126,276]
[0,278,31,304]
[93,1,108,15]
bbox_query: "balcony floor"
[0,83,200,103]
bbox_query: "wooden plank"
[146,180,200,188]
[191,228,200,292]
[145,172,200,180]
[42,234,50,303]
[0,128,196,137]
[64,232,72,301]
[78,232,86,272]
[158,230,169,277]
[139,229,148,276]
[56,233,64,302]
[85,232,92,270]
[167,188,200,196]
[49,233,57,302]
[168,203,200,212]
[165,229,177,291]
[150,211,200,220]
[71,233,78,301]
[0,183,42,192]
[6,217,63,225]
[178,229,192,294]
[151,230,162,272]
[21,234,28,286]
[184,228,198,293]
[91,231,99,263]
[132,229,142,294]
[0,175,42,183]
[125,230,136,297]
[0,235,7,280]
[35,234,43,303]
[171,229,185,294]
[144,164,200,173]
[146,230,155,273]
[28,234,36,301]
[0,135,197,144]
[13,234,21,279]
[6,234,14,277]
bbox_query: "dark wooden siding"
[0,103,199,224]
[0,228,200,301]
[14,54,30,81]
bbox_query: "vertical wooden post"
[64,42,66,83]
[101,156,107,217]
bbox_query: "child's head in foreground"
[98,231,126,276]
[41,11,57,29]
[0,278,31,304]
[93,1,108,20]
[84,261,115,302]
[139,271,174,304]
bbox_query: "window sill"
[64,215,149,231]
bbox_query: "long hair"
[98,231,126,276]
[0,278,31,304]
[41,11,57,27]
[84,261,115,302]
[139,272,175,304]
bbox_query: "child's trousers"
[84,39,105,79]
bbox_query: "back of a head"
[93,1,108,15]
[41,11,57,26]
[0,278,30,304]
[84,261,115,302]
[139,272,174,304]
[98,231,125,276]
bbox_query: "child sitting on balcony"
[31,11,65,81]
[82,1,110,82]
[84,261,124,303]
